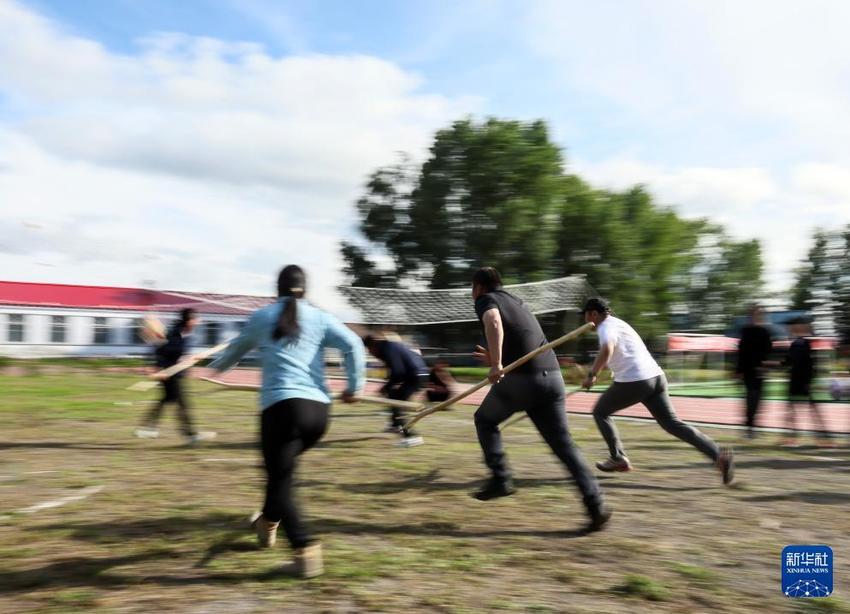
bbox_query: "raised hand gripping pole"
[128,341,230,392]
[403,321,595,431]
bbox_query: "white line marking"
[16,486,104,514]
[801,455,846,463]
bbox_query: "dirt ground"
[1,372,849,613]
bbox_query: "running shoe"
[472,478,516,501]
[187,431,217,445]
[716,447,735,486]
[250,512,279,548]
[586,505,613,533]
[595,457,633,472]
[134,427,160,439]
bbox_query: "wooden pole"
[127,341,230,391]
[403,322,595,431]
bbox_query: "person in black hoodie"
[781,317,828,446]
[735,304,774,438]
[364,335,428,433]
[135,308,216,444]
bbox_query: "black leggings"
[145,377,195,437]
[261,398,330,549]
[387,375,428,427]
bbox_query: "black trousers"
[743,372,764,431]
[592,375,720,462]
[786,379,825,434]
[473,371,603,513]
[261,398,330,549]
[387,374,428,427]
[144,377,196,437]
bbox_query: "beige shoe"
[250,512,279,548]
[283,543,323,578]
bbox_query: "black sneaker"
[716,447,735,486]
[585,505,612,532]
[472,479,515,501]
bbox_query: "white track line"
[16,485,104,514]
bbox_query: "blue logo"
[782,545,832,598]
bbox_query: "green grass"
[1,372,848,613]
[616,574,671,601]
[793,598,850,613]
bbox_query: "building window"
[8,314,24,343]
[93,317,110,345]
[132,319,146,345]
[205,322,220,346]
[51,316,67,343]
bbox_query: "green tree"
[342,118,565,287]
[341,117,765,339]
[791,226,850,341]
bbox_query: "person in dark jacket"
[782,318,828,446]
[364,335,428,432]
[735,305,774,438]
[426,360,457,403]
[135,308,215,444]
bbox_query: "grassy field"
[1,372,849,613]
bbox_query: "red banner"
[667,335,837,352]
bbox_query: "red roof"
[0,281,273,316]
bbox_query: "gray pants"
[593,374,719,462]
[474,370,603,512]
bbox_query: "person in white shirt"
[581,298,734,485]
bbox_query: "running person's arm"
[583,329,615,389]
[322,314,366,402]
[480,308,505,384]
[208,311,264,373]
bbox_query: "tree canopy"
[790,226,850,342]
[341,118,765,337]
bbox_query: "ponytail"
[273,265,306,341]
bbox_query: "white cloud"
[526,0,850,155]
[0,1,479,315]
[526,0,850,299]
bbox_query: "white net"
[339,275,594,325]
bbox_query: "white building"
[0,281,272,358]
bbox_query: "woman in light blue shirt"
[210,265,365,577]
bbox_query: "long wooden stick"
[127,341,230,391]
[403,321,595,431]
[499,388,583,431]
[199,377,422,410]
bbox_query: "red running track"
[195,368,850,434]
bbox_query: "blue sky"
[2,0,849,313]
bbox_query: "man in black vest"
[470,267,610,532]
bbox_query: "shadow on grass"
[186,435,386,452]
[745,491,850,505]
[339,469,716,496]
[0,441,129,451]
[0,547,294,594]
[648,457,850,472]
[315,436,386,448]
[312,517,589,540]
